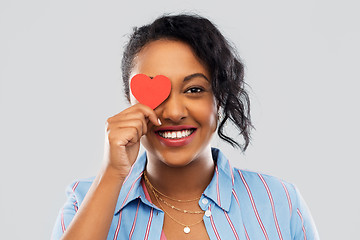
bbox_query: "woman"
[52,14,319,240]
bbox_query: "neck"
[145,148,215,199]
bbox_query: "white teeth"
[158,129,194,139]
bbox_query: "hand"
[102,103,160,177]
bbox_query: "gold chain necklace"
[153,191,204,214]
[143,172,201,202]
[151,183,204,234]
[143,172,205,234]
[143,172,204,213]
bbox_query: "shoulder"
[235,168,295,189]
[213,148,298,201]
[64,177,95,205]
[232,168,299,205]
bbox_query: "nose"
[158,92,187,123]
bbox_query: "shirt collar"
[203,148,234,212]
[114,148,234,214]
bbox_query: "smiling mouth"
[157,129,196,139]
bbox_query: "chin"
[161,155,195,168]
[154,148,195,167]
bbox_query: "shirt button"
[202,198,208,205]
[205,210,211,217]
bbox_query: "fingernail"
[158,118,162,125]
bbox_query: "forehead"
[131,39,210,80]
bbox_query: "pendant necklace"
[143,172,204,234]
[152,188,204,234]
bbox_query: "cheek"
[193,100,218,132]
[140,134,153,152]
[209,109,218,132]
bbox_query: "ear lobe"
[213,103,221,132]
[213,111,219,133]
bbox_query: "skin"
[131,40,217,239]
[61,39,217,240]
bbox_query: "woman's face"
[130,39,217,167]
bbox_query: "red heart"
[130,74,171,109]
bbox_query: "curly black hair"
[121,13,253,151]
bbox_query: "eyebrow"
[148,73,209,82]
[183,73,209,82]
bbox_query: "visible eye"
[185,87,204,94]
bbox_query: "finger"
[108,104,160,129]
[115,112,149,134]
[132,104,161,127]
[108,127,140,147]
[116,119,145,140]
[108,117,148,139]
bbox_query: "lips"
[155,125,197,147]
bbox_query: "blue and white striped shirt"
[52,148,319,239]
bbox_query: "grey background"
[1,0,359,239]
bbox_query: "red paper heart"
[130,74,171,109]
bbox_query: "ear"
[216,104,221,114]
[213,103,221,133]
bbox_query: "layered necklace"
[143,172,205,234]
